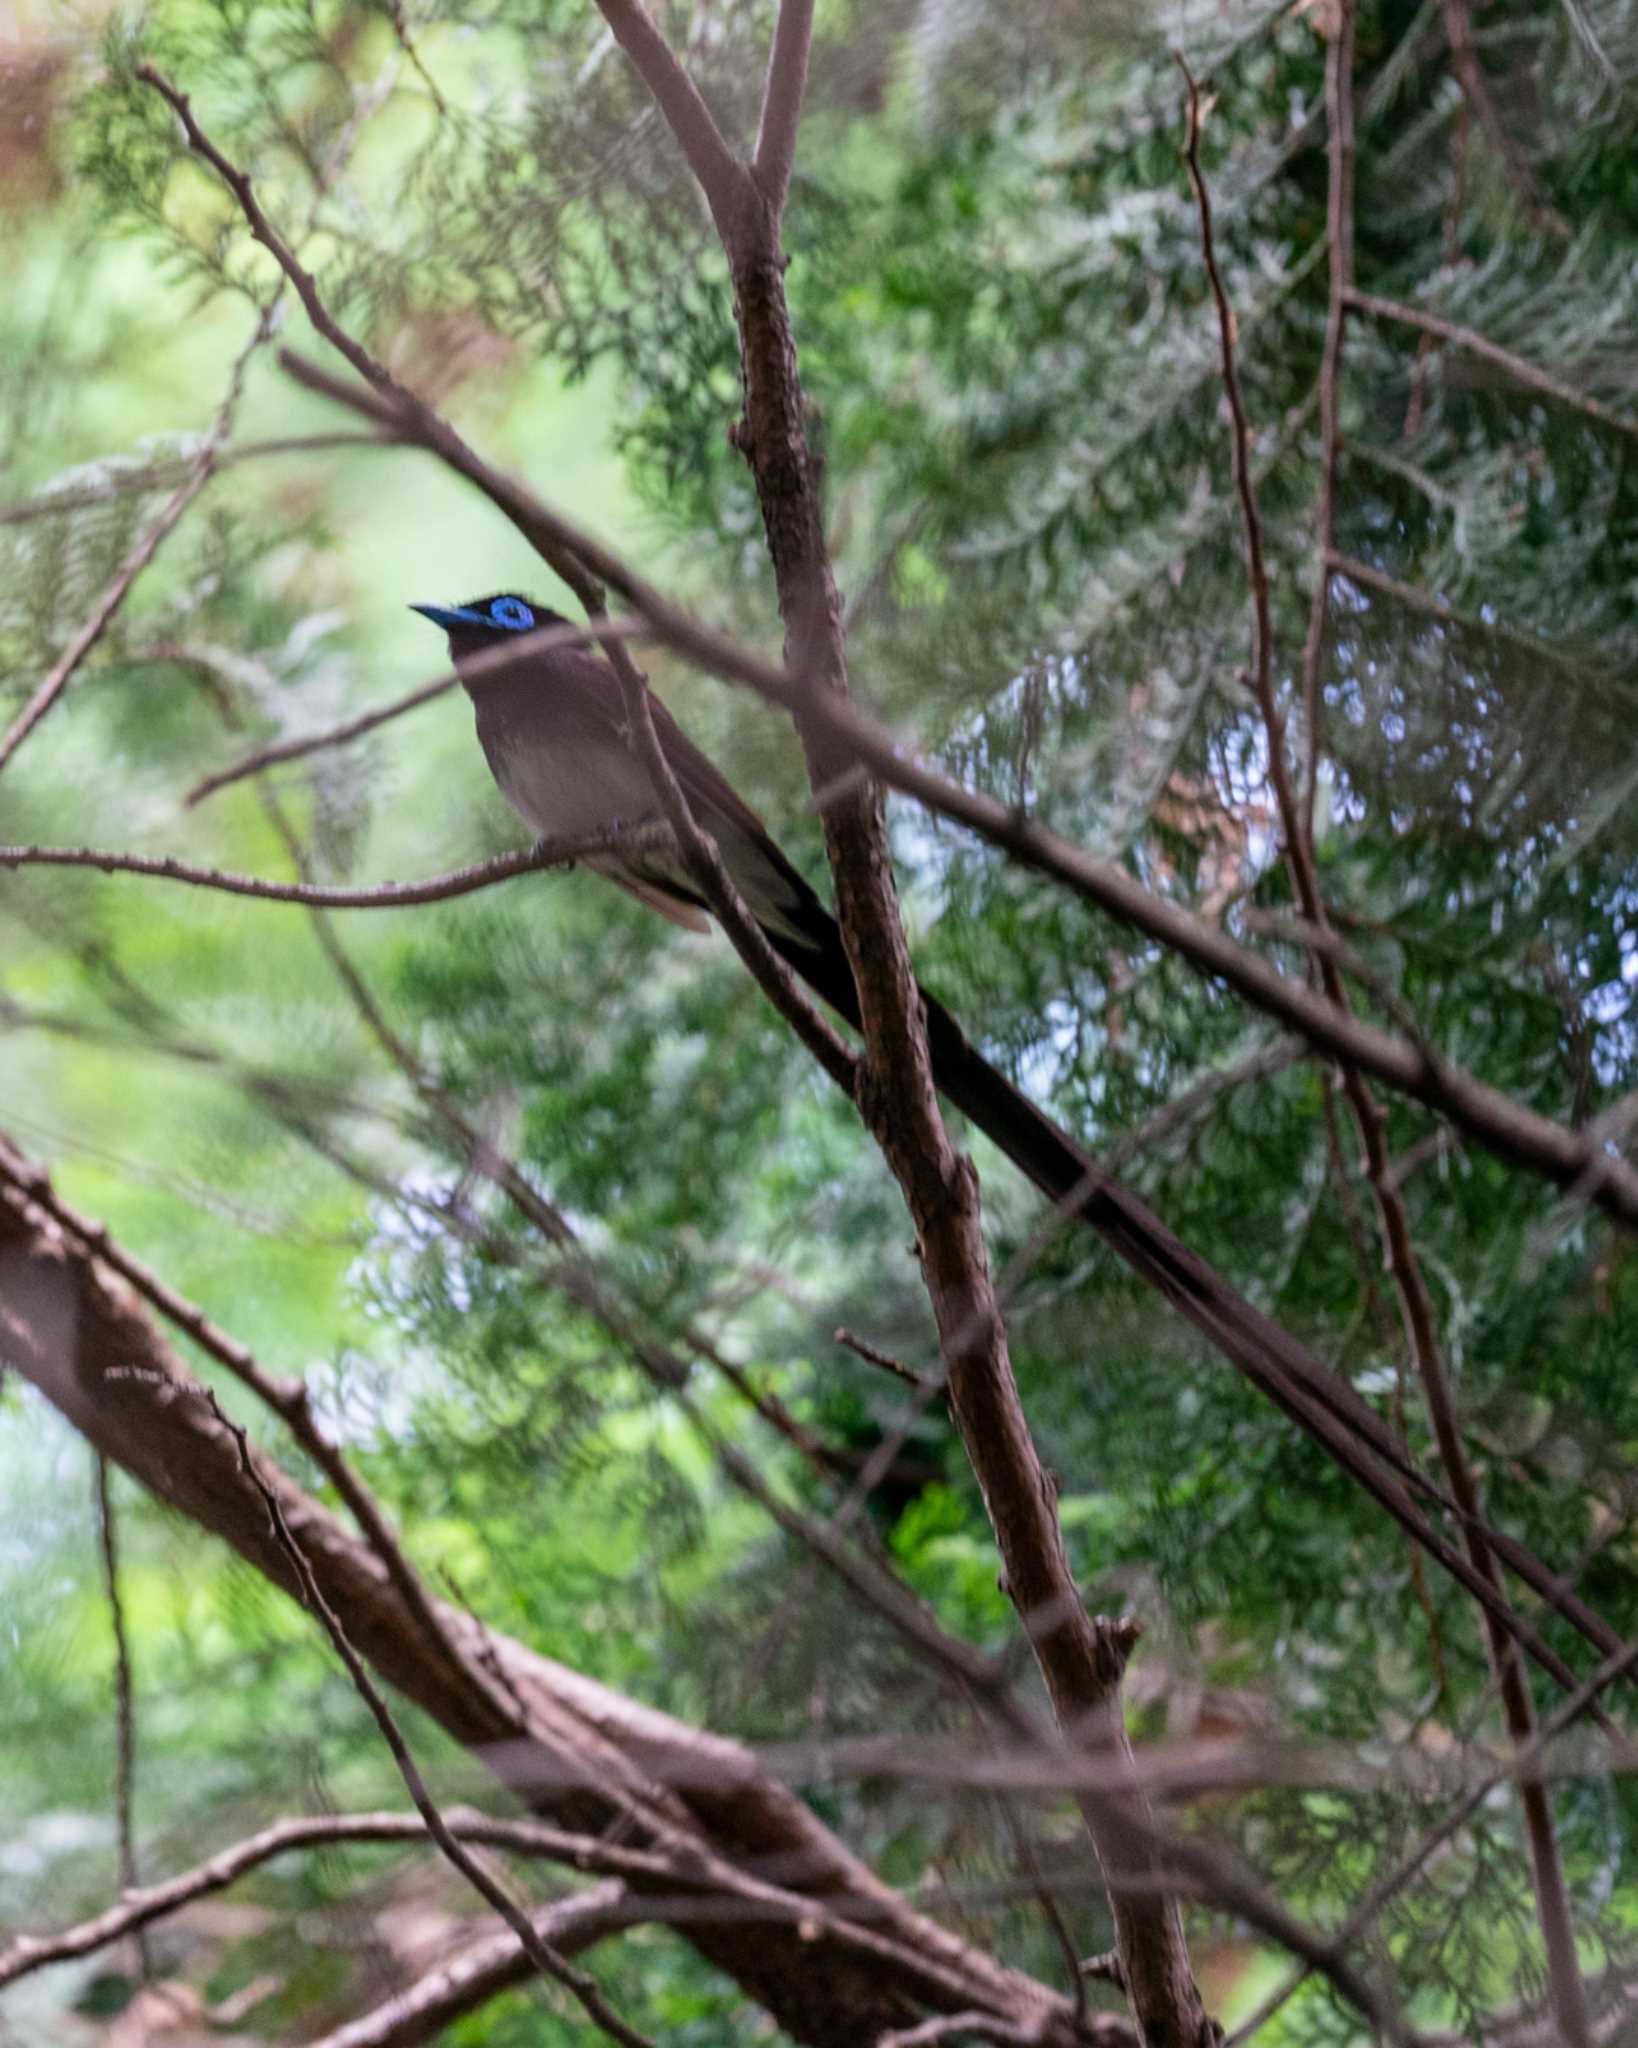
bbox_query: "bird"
[410,592,1429,1504]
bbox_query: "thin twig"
[834,1326,942,1394]
[1347,286,1638,442]
[0,308,271,780]
[0,824,669,910]
[1440,0,1570,241]
[0,433,395,530]
[92,1455,152,1985]
[1298,0,1355,842]
[880,2018,1043,2048]
[1175,56,1275,719]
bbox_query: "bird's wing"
[551,652,833,950]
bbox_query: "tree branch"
[1298,0,1354,841]
[753,0,814,211]
[0,825,670,910]
[0,1155,1088,2045]
[1440,0,1570,241]
[92,1454,152,1985]
[303,1886,634,2048]
[0,432,395,531]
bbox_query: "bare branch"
[1175,57,1275,717]
[880,2018,1044,2048]
[0,824,669,911]
[0,432,395,530]
[303,1886,634,2048]
[835,1326,942,1394]
[0,1813,636,1991]
[1227,1619,1638,2047]
[1346,286,1638,441]
[753,0,814,211]
[1441,0,1571,241]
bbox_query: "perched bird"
[411,590,1033,1133]
[411,592,823,944]
[411,591,1416,1497]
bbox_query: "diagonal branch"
[302,1886,635,2048]
[1346,287,1638,442]
[1440,0,1570,241]
[753,0,815,212]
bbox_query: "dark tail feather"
[768,900,1424,1487]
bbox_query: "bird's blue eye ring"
[490,597,534,630]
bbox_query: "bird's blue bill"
[409,603,490,629]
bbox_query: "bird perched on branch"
[409,592,1415,1489]
[407,592,1607,1674]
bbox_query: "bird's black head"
[409,593,568,660]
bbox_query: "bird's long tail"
[765,901,1430,1493]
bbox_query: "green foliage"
[4,0,1638,2040]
